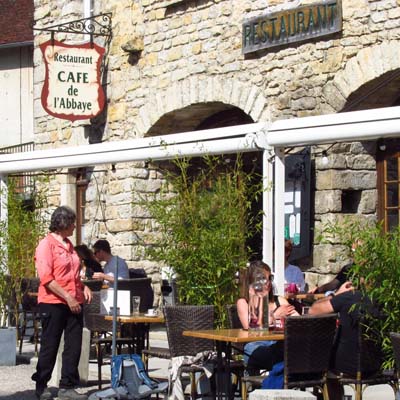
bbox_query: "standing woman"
[32,206,92,400]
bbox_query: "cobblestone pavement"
[0,352,107,399]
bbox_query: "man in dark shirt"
[309,281,382,398]
[310,263,352,294]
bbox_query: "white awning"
[0,123,267,174]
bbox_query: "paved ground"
[0,328,170,400]
[0,327,396,399]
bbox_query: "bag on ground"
[88,354,168,399]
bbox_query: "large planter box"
[0,327,16,365]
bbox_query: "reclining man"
[309,279,383,399]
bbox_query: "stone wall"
[32,0,400,295]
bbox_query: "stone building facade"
[32,0,400,298]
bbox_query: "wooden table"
[285,293,325,301]
[183,328,284,342]
[104,313,164,354]
[183,328,284,400]
[105,314,164,324]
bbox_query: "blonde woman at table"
[237,260,299,370]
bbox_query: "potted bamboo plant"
[144,156,262,327]
[0,177,48,364]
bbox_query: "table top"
[104,313,164,323]
[285,293,325,300]
[183,328,284,343]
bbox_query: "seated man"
[284,239,305,291]
[310,240,361,294]
[309,263,352,294]
[309,281,382,398]
[92,239,130,283]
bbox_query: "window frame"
[377,141,400,232]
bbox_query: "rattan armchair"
[167,305,216,400]
[226,304,270,399]
[144,305,215,400]
[335,326,398,400]
[225,305,249,396]
[19,277,40,355]
[284,314,338,399]
[241,314,338,400]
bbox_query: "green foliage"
[145,156,263,327]
[321,218,400,368]
[0,177,49,324]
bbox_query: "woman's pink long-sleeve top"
[35,233,84,304]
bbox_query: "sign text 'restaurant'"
[242,0,342,54]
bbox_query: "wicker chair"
[335,325,398,400]
[225,305,249,396]
[84,292,135,389]
[144,305,215,400]
[284,314,338,399]
[19,277,40,355]
[227,303,269,400]
[142,303,211,367]
[167,305,216,399]
[241,314,337,400]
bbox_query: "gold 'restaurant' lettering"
[242,0,342,54]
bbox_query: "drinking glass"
[132,296,141,315]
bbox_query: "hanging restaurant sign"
[242,0,342,54]
[40,40,105,121]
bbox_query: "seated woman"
[75,244,103,279]
[237,260,299,370]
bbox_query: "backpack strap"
[130,354,159,389]
[111,355,125,389]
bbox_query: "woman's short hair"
[49,206,76,232]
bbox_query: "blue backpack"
[89,354,168,399]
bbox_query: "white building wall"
[0,46,33,148]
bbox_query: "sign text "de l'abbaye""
[242,0,342,54]
[40,40,105,121]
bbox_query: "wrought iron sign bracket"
[33,13,112,46]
